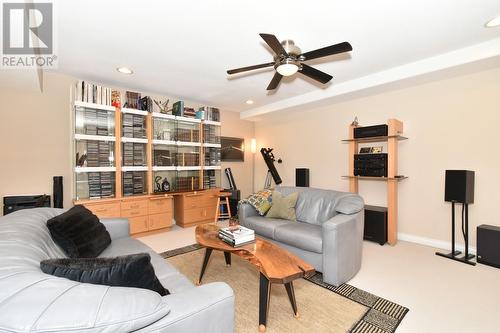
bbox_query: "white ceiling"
[52,0,500,115]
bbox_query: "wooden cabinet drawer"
[149,212,172,231]
[129,216,149,234]
[121,200,148,218]
[148,198,172,215]
[121,199,148,211]
[183,205,218,224]
[183,193,218,209]
[84,202,120,218]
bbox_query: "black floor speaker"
[53,176,63,208]
[477,224,500,268]
[364,205,387,245]
[296,168,309,187]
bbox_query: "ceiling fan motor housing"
[275,39,302,69]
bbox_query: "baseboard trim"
[397,232,476,255]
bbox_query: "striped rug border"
[160,244,409,333]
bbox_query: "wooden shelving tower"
[343,118,407,245]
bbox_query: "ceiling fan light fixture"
[276,59,299,76]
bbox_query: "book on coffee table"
[218,226,255,246]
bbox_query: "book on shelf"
[172,101,184,116]
[76,80,113,106]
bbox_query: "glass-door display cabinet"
[74,102,117,200]
[202,120,222,189]
[121,108,148,196]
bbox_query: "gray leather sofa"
[239,186,364,286]
[0,208,234,333]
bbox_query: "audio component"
[364,205,387,245]
[477,224,500,269]
[354,153,388,177]
[354,124,388,138]
[3,195,51,215]
[445,170,474,204]
[296,168,310,187]
[53,176,63,208]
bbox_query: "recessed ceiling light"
[246,99,254,105]
[485,16,500,28]
[116,67,133,74]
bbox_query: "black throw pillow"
[40,253,169,296]
[47,205,111,258]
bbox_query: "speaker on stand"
[296,168,309,187]
[436,170,475,266]
[53,176,63,209]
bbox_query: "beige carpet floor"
[167,248,368,333]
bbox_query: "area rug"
[161,245,408,333]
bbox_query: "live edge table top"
[195,224,315,284]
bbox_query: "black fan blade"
[299,64,332,84]
[227,62,274,75]
[300,42,352,61]
[259,33,288,56]
[266,72,283,90]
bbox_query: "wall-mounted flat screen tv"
[221,136,244,162]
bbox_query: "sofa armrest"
[100,218,130,240]
[321,211,364,286]
[135,282,234,333]
[238,202,259,221]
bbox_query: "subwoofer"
[53,176,63,208]
[445,170,474,203]
[477,225,500,269]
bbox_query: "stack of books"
[218,226,255,247]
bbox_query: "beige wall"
[254,67,500,246]
[0,73,74,210]
[0,72,255,214]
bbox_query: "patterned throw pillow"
[239,189,273,215]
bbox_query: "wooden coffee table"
[195,224,315,332]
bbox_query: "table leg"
[197,248,213,285]
[259,273,271,333]
[285,281,299,318]
[224,251,231,266]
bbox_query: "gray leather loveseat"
[0,208,234,333]
[239,186,364,286]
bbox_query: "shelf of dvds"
[72,81,224,231]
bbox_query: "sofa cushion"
[46,205,111,258]
[276,186,354,224]
[274,222,323,254]
[335,195,364,215]
[240,189,273,215]
[266,191,298,221]
[241,216,291,239]
[40,253,169,296]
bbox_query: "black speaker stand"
[436,201,476,266]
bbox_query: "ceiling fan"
[227,33,352,90]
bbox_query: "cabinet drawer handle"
[150,197,170,201]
